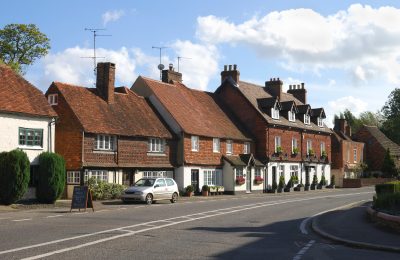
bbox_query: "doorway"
[246,168,251,193]
[191,169,199,193]
[272,166,277,187]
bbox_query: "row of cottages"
[0,64,57,199]
[46,63,176,198]
[214,65,333,189]
[132,64,262,194]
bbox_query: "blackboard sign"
[70,186,94,212]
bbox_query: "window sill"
[93,150,116,154]
[18,146,43,151]
[191,150,199,152]
[147,152,166,156]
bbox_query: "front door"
[191,170,200,193]
[305,167,310,186]
[272,166,277,187]
[246,168,251,193]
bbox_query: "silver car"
[121,178,179,205]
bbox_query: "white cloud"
[196,4,400,84]
[102,10,125,26]
[325,96,368,127]
[40,46,137,88]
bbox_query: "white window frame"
[213,138,220,153]
[320,142,326,156]
[243,142,250,154]
[67,171,80,184]
[226,140,233,155]
[148,138,165,153]
[143,171,167,178]
[271,106,280,119]
[274,136,281,153]
[304,114,311,125]
[292,138,298,153]
[278,165,285,177]
[317,117,324,127]
[255,168,262,178]
[290,165,299,178]
[191,136,199,152]
[48,94,58,105]
[307,140,312,155]
[95,135,116,151]
[288,110,296,122]
[353,148,357,163]
[203,169,221,186]
[84,170,108,183]
[235,167,244,178]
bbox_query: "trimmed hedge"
[0,149,30,205]
[375,181,400,197]
[88,177,126,200]
[36,152,66,203]
[373,192,400,215]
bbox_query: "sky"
[1,0,400,127]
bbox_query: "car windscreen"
[135,179,155,187]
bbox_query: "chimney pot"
[229,65,232,71]
[233,64,237,70]
[169,63,173,71]
[162,64,182,83]
[221,64,240,84]
[224,65,227,71]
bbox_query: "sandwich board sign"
[70,186,94,212]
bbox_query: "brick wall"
[46,85,82,170]
[354,128,385,171]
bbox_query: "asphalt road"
[0,187,398,259]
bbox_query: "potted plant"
[209,185,217,195]
[254,176,264,185]
[236,176,245,185]
[318,175,326,189]
[185,185,194,197]
[277,175,285,193]
[270,180,278,193]
[311,175,318,190]
[284,177,293,192]
[321,150,327,159]
[292,147,299,156]
[294,183,305,192]
[308,149,315,157]
[217,185,225,195]
[276,146,283,155]
[202,185,209,196]
[327,175,336,189]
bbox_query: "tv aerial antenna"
[152,46,168,80]
[177,56,192,72]
[82,28,111,78]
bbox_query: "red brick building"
[354,125,400,173]
[331,119,365,187]
[46,63,175,198]
[215,65,333,190]
[132,65,262,194]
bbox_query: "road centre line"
[45,215,64,219]
[12,219,32,222]
[293,240,315,260]
[0,191,373,258]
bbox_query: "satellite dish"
[157,64,165,70]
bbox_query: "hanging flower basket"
[254,176,264,185]
[236,176,245,185]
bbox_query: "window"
[143,171,167,178]
[274,136,281,153]
[353,148,357,162]
[288,110,296,122]
[191,136,199,151]
[166,179,175,186]
[290,165,299,181]
[307,140,313,155]
[226,140,233,155]
[320,142,326,155]
[155,179,166,187]
[95,135,115,151]
[255,168,262,178]
[243,142,250,154]
[278,165,285,177]
[292,138,298,154]
[213,138,220,153]
[317,117,324,127]
[148,138,165,153]
[271,107,280,119]
[48,94,58,105]
[67,171,80,184]
[204,169,221,186]
[235,168,244,178]
[84,170,108,183]
[304,114,310,125]
[19,128,43,147]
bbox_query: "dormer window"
[271,106,279,119]
[48,94,58,105]
[317,117,324,127]
[304,114,310,125]
[288,110,296,122]
[148,138,165,153]
[95,134,116,151]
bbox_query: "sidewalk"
[312,202,400,252]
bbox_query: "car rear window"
[166,179,175,186]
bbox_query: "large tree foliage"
[381,88,400,144]
[381,149,398,178]
[334,109,381,134]
[0,24,50,73]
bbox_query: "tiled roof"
[137,77,251,141]
[223,154,264,166]
[0,64,56,117]
[361,125,400,156]
[237,81,332,134]
[51,82,172,138]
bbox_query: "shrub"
[319,175,327,186]
[286,178,293,188]
[375,181,400,197]
[185,185,194,193]
[373,192,400,214]
[278,175,285,189]
[36,152,66,203]
[202,185,209,192]
[0,149,30,205]
[331,175,336,186]
[272,180,278,190]
[87,177,126,200]
[312,175,318,185]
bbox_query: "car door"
[153,179,167,200]
[165,178,176,198]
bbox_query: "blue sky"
[2,1,400,126]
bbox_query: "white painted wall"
[222,161,234,192]
[0,113,55,164]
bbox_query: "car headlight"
[137,191,144,195]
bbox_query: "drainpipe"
[47,118,56,152]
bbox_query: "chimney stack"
[96,62,115,104]
[162,63,182,83]
[265,78,283,100]
[334,118,352,137]
[287,82,307,104]
[221,64,240,84]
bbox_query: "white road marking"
[12,219,32,222]
[46,215,63,219]
[95,209,109,213]
[293,240,315,260]
[72,212,88,215]
[0,191,373,258]
[118,208,127,210]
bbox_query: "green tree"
[381,149,398,178]
[36,152,66,203]
[0,24,50,73]
[334,109,382,134]
[381,88,400,144]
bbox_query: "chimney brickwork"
[287,83,307,104]
[265,78,283,100]
[334,118,352,137]
[162,63,182,83]
[96,62,115,104]
[221,64,240,84]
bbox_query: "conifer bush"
[0,149,30,205]
[36,152,66,203]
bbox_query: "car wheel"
[145,194,153,205]
[170,192,178,203]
